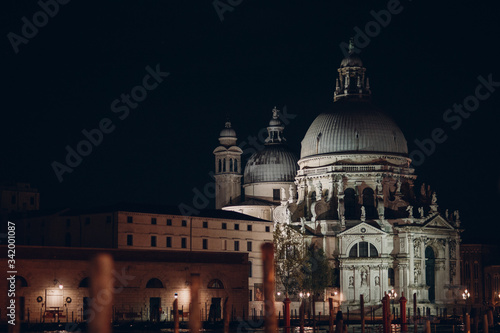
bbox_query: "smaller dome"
[244,146,298,184]
[340,53,363,68]
[220,121,236,137]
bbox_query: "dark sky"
[1,1,499,242]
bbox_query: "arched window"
[207,279,224,289]
[344,188,357,219]
[249,261,252,278]
[223,159,226,172]
[388,268,395,286]
[79,277,89,288]
[218,159,222,173]
[234,159,238,172]
[16,276,28,287]
[362,187,376,217]
[230,159,233,172]
[146,278,164,288]
[348,242,378,258]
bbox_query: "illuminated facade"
[217,46,464,310]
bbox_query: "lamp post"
[462,289,470,314]
[388,289,397,319]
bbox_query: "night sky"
[1,1,499,242]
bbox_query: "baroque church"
[213,46,463,309]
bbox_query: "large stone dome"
[300,100,408,159]
[244,145,298,184]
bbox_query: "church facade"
[215,46,463,310]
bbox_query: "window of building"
[207,279,224,289]
[247,224,252,231]
[127,216,133,223]
[222,223,227,229]
[249,261,252,277]
[181,238,187,248]
[234,159,238,172]
[273,189,280,201]
[265,226,270,232]
[151,217,157,225]
[222,239,227,250]
[151,236,157,247]
[78,277,89,288]
[234,241,240,251]
[388,268,395,286]
[234,223,239,230]
[203,221,208,228]
[230,159,233,172]
[85,217,90,225]
[106,216,111,223]
[348,242,378,258]
[30,197,35,205]
[166,237,172,248]
[182,220,187,227]
[167,219,172,226]
[247,241,252,252]
[218,159,222,173]
[65,232,71,247]
[66,219,71,228]
[249,289,253,302]
[146,278,164,288]
[473,262,479,279]
[203,239,208,249]
[127,235,133,246]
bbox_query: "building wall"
[0,182,40,213]
[0,246,249,323]
[460,244,496,305]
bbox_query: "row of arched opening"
[344,187,377,219]
[217,158,238,173]
[78,277,225,290]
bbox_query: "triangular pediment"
[338,222,387,236]
[422,215,455,230]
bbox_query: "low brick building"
[0,246,249,324]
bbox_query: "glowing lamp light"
[277,292,281,296]
[59,284,63,290]
[306,292,310,297]
[174,293,178,299]
[299,292,303,298]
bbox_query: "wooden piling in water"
[360,294,365,333]
[400,293,407,332]
[174,299,179,333]
[465,313,470,333]
[190,274,201,333]
[300,300,305,333]
[89,253,113,333]
[262,243,277,333]
[413,293,417,333]
[329,298,334,333]
[223,297,230,333]
[425,319,431,333]
[483,314,488,333]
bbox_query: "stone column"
[409,235,415,285]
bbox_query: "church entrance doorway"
[425,246,435,302]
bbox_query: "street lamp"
[462,289,470,314]
[388,289,397,317]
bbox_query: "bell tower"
[213,121,242,209]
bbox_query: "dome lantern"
[334,38,371,102]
